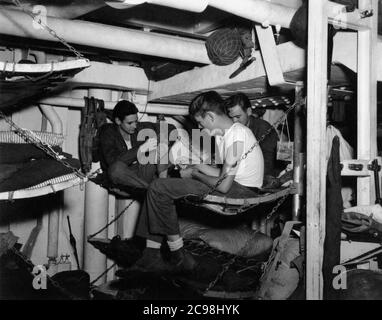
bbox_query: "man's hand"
[180,166,197,179]
[139,138,157,153]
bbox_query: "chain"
[192,100,300,202]
[202,194,289,296]
[202,100,302,296]
[265,194,289,221]
[88,200,135,240]
[11,0,85,60]
[0,110,86,179]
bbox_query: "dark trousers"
[108,160,158,189]
[135,178,258,243]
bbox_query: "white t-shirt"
[215,123,264,188]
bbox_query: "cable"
[138,79,151,121]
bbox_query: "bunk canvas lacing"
[0,110,86,182]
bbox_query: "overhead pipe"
[0,3,358,66]
[0,8,210,64]
[39,96,189,116]
[13,0,106,19]
[39,104,63,134]
[110,0,366,30]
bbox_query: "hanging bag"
[276,116,294,162]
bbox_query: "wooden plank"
[306,0,328,300]
[255,25,286,86]
[357,0,378,206]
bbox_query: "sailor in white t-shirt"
[215,122,264,189]
[132,91,265,275]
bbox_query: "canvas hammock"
[0,59,91,200]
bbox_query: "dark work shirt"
[98,121,176,172]
[247,116,278,176]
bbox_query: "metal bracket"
[341,159,381,177]
[360,9,374,19]
[290,182,304,196]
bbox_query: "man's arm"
[192,142,243,194]
[194,164,221,177]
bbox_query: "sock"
[167,238,183,252]
[146,239,161,249]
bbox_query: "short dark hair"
[113,100,138,122]
[224,92,252,112]
[189,91,225,118]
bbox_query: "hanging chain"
[265,193,290,222]
[191,100,300,203]
[202,98,304,296]
[0,110,86,179]
[202,194,289,296]
[11,0,85,60]
[88,200,136,240]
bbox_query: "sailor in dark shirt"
[98,100,174,191]
[224,93,278,177]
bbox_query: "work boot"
[129,248,172,274]
[169,247,198,274]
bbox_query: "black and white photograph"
[0,0,381,306]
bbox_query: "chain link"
[88,200,136,240]
[194,100,300,202]
[202,195,289,295]
[0,110,86,179]
[201,100,302,296]
[11,0,85,59]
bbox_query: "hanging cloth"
[276,115,293,162]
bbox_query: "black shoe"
[129,248,172,274]
[169,247,198,274]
